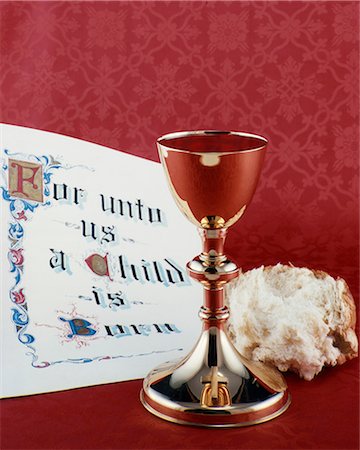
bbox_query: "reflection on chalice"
[140,131,290,427]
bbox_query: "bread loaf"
[226,264,358,380]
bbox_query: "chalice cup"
[141,131,290,427]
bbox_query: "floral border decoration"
[2,150,61,368]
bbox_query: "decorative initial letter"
[8,159,43,202]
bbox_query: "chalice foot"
[141,341,290,427]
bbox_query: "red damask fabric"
[1,2,358,449]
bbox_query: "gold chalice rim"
[157,130,268,155]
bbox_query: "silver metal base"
[141,327,290,427]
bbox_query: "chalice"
[141,131,290,427]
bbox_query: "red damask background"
[1,2,359,449]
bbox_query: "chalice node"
[140,130,290,427]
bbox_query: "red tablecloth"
[1,359,359,450]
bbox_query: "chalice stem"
[201,287,227,321]
[189,228,238,316]
[196,228,235,323]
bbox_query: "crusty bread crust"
[305,269,357,364]
[332,277,358,364]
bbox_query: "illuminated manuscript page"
[0,124,202,397]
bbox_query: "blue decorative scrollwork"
[3,149,61,367]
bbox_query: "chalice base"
[141,326,290,427]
